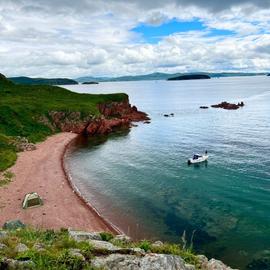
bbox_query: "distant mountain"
[9,76,78,85]
[77,72,267,83]
[168,74,211,81]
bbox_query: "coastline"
[62,136,122,234]
[0,132,118,233]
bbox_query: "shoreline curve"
[0,132,120,233]
[62,135,122,234]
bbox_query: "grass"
[0,170,14,187]
[0,74,127,172]
[0,227,199,269]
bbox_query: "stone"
[0,230,8,239]
[184,263,196,270]
[197,254,208,268]
[15,243,29,253]
[33,242,45,251]
[114,234,131,243]
[1,258,35,269]
[0,243,7,250]
[3,220,25,230]
[92,253,191,270]
[69,248,85,261]
[68,230,102,241]
[206,258,237,270]
[152,241,164,248]
[129,248,146,256]
[89,240,121,252]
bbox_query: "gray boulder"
[89,240,121,252]
[114,234,131,243]
[0,230,8,239]
[69,248,85,261]
[1,258,35,269]
[0,243,7,250]
[92,253,192,270]
[206,259,237,270]
[68,230,102,241]
[15,243,29,253]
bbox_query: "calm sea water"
[65,76,270,269]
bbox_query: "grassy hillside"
[0,73,127,171]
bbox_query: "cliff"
[0,73,148,171]
[47,99,149,135]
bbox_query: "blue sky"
[0,0,270,77]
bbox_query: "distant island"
[77,72,267,83]
[167,74,211,81]
[9,76,78,85]
[82,81,99,84]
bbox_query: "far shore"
[0,132,118,233]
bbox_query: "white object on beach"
[188,154,208,164]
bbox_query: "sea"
[65,76,270,269]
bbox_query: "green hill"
[9,76,78,85]
[0,73,127,171]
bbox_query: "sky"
[1,0,270,78]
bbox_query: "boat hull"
[188,155,208,164]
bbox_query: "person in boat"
[205,150,208,155]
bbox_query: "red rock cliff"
[47,98,149,136]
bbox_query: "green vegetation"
[0,73,127,172]
[0,170,14,187]
[0,227,199,269]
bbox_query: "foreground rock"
[92,253,194,270]
[0,227,237,270]
[211,101,244,110]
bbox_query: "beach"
[0,132,115,233]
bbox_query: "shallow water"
[65,76,270,269]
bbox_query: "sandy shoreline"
[0,132,117,233]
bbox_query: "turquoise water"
[66,77,270,269]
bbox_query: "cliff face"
[48,98,149,136]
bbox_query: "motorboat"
[188,153,208,165]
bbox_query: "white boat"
[188,153,208,165]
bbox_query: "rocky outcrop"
[46,98,149,136]
[92,253,193,270]
[211,101,244,110]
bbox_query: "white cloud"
[0,0,270,77]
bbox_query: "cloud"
[0,0,270,77]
